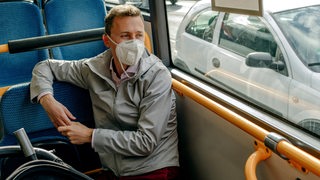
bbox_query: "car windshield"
[273,5,320,72]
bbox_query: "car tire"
[298,119,320,136]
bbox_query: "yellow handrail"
[84,168,103,175]
[0,44,9,53]
[0,86,10,96]
[245,140,271,180]
[171,78,320,177]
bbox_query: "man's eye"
[120,35,130,39]
[136,34,144,40]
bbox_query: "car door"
[174,8,219,79]
[205,12,291,118]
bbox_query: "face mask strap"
[107,34,131,77]
[106,34,118,45]
[119,60,133,78]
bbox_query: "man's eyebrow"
[119,31,144,34]
[119,32,130,35]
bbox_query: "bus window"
[185,10,218,42]
[105,0,150,11]
[169,0,320,137]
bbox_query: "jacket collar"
[85,49,159,83]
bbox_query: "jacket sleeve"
[30,59,88,103]
[93,61,177,156]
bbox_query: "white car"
[174,0,320,135]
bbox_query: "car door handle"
[212,58,220,68]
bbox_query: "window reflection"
[105,0,149,10]
[185,10,218,42]
[169,0,320,137]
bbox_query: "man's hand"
[58,122,93,144]
[39,94,76,128]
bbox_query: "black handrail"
[7,27,104,53]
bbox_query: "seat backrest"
[0,82,94,146]
[0,1,49,87]
[0,81,100,172]
[43,0,107,60]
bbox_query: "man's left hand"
[58,122,93,144]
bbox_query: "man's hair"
[104,4,144,35]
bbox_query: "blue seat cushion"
[0,1,49,86]
[0,81,94,146]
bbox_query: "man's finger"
[59,114,72,126]
[57,126,68,133]
[64,107,76,121]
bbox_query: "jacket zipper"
[112,89,120,176]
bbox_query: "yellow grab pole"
[245,140,271,180]
[245,148,270,180]
[84,168,103,175]
[277,140,320,175]
[0,44,9,53]
[171,79,268,140]
[171,79,320,177]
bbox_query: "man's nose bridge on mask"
[128,34,136,40]
[107,32,151,53]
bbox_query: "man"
[30,4,179,179]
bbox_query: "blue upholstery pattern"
[0,82,94,146]
[0,1,49,87]
[0,81,100,172]
[43,0,107,60]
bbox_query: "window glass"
[219,14,276,56]
[105,0,149,11]
[168,0,320,137]
[185,10,218,42]
[273,5,320,73]
[219,13,288,76]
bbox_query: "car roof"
[198,0,319,14]
[264,0,320,13]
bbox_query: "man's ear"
[102,34,110,48]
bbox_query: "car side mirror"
[246,52,285,71]
[246,52,272,68]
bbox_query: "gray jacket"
[30,50,179,176]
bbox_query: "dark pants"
[93,166,180,180]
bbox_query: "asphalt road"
[166,0,197,59]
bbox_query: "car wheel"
[298,119,320,136]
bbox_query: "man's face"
[103,16,145,58]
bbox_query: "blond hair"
[104,4,144,35]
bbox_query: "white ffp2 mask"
[108,35,145,66]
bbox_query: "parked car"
[120,0,148,8]
[174,0,320,135]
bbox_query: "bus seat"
[0,1,49,87]
[43,0,107,60]
[0,82,100,172]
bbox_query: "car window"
[219,14,276,56]
[219,13,288,76]
[185,9,219,42]
[169,1,320,138]
[273,5,320,73]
